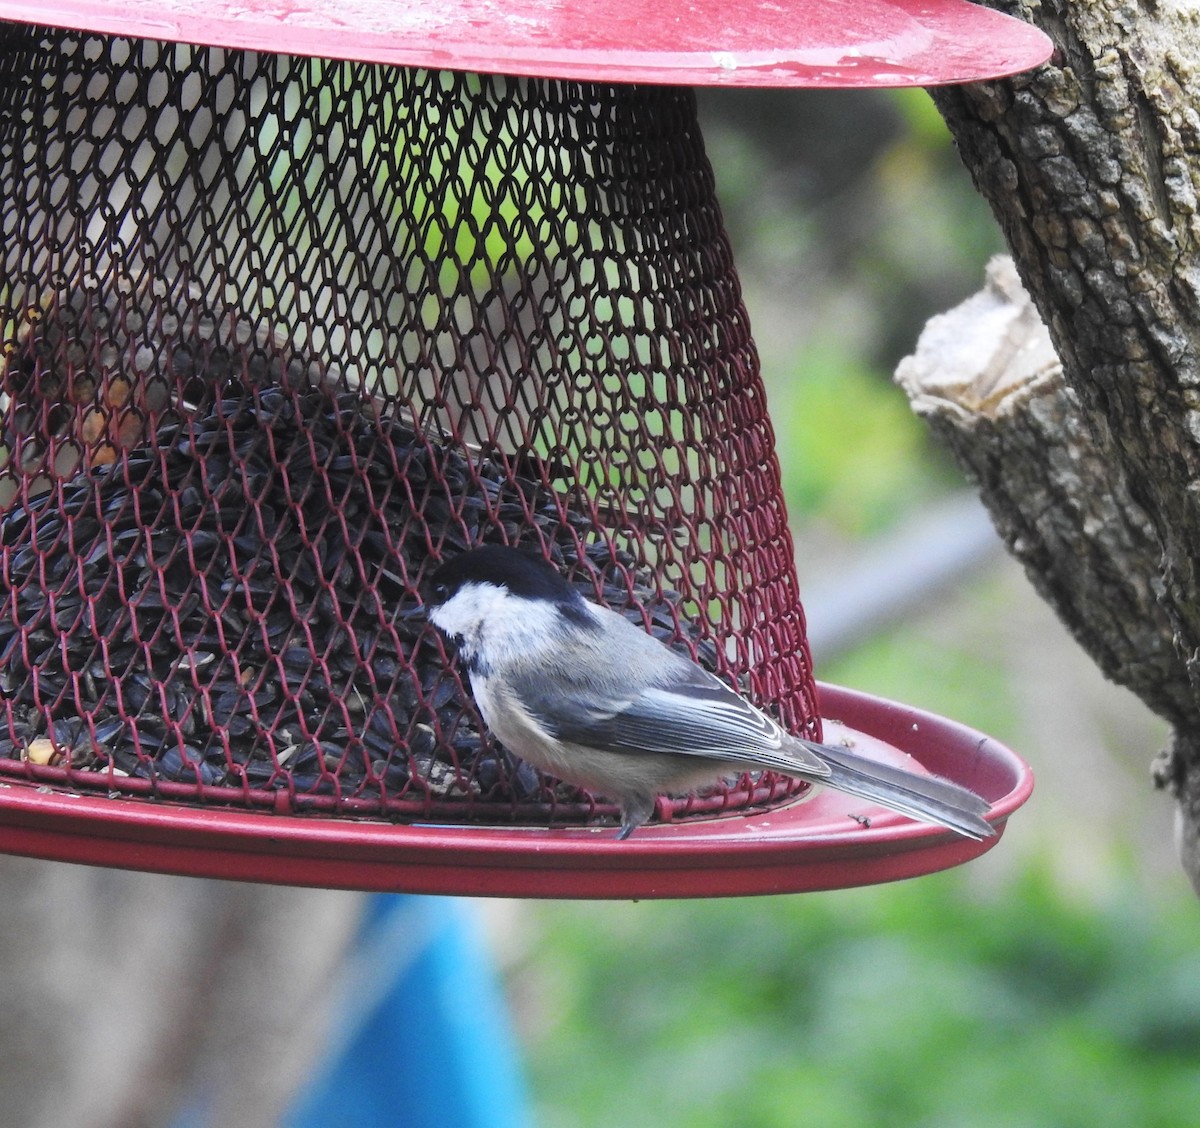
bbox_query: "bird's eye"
[432,582,449,601]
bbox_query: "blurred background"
[501,84,1200,1128]
[5,79,1199,1128]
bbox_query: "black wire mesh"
[0,25,818,828]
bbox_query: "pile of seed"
[0,381,704,819]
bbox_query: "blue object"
[287,894,533,1128]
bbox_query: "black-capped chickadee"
[426,545,995,841]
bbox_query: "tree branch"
[897,257,1191,727]
[912,0,1200,889]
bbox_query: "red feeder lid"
[4,0,1052,87]
[0,685,1033,898]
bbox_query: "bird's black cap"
[428,545,579,606]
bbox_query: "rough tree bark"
[896,0,1200,890]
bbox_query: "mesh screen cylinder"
[0,27,819,828]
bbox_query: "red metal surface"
[0,0,1052,87]
[0,684,1034,898]
[1,51,823,828]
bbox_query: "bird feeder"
[0,0,1045,898]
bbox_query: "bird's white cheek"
[428,583,507,658]
[428,602,469,640]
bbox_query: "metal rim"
[0,0,1052,88]
[0,683,1034,898]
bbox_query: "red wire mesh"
[0,26,819,829]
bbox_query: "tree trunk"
[897,0,1200,890]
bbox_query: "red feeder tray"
[0,685,1032,898]
[0,0,1052,87]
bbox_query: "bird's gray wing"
[515,660,832,778]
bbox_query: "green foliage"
[522,867,1200,1128]
[866,109,1005,315]
[770,337,953,537]
[820,596,1020,748]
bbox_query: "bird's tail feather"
[801,741,996,840]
